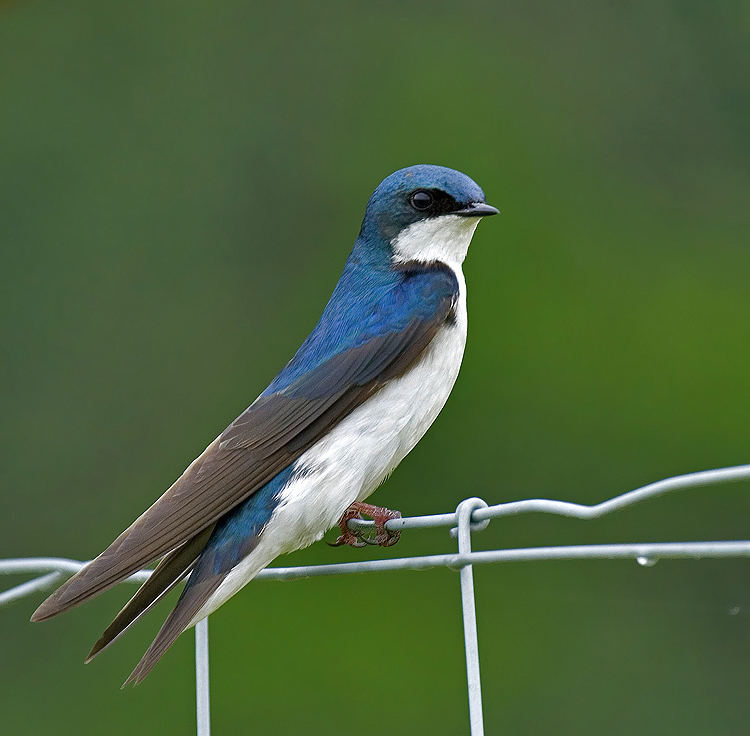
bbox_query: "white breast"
[269,265,467,551]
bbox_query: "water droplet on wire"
[636,555,657,567]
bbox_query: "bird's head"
[358,165,498,267]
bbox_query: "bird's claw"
[326,530,368,548]
[329,502,402,548]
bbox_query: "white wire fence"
[2,463,750,735]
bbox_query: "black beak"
[453,202,500,217]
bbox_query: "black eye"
[410,190,434,211]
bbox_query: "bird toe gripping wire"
[2,464,750,736]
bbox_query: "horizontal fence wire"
[2,463,750,736]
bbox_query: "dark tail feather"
[85,526,214,663]
[122,563,225,687]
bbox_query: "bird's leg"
[356,502,402,547]
[328,502,402,548]
[328,504,369,548]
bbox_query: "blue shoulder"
[264,258,458,395]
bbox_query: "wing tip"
[29,606,49,624]
[30,589,69,623]
[30,561,107,623]
[30,571,94,622]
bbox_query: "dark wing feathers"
[32,290,454,624]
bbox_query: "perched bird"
[32,164,498,684]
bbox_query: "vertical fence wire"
[456,498,489,736]
[195,618,211,736]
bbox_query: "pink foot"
[328,502,402,548]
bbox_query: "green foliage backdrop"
[1,2,748,734]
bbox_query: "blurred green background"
[1,1,749,734]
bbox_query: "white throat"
[390,214,480,267]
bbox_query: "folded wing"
[32,265,458,622]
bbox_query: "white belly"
[193,267,467,621]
